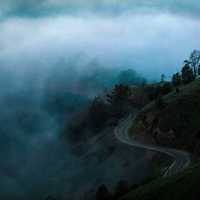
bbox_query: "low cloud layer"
[0,2,200,199]
[0,13,200,83]
[0,1,200,84]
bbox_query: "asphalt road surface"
[115,115,191,177]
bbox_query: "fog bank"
[0,13,200,83]
[0,1,200,199]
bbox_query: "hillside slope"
[129,80,200,156]
[121,163,200,200]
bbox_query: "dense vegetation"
[94,50,200,200]
[66,69,146,143]
[121,163,200,200]
[129,50,200,156]
[63,50,200,200]
[94,160,200,200]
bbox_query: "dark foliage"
[96,185,113,200]
[155,96,165,109]
[181,61,195,84]
[160,74,166,83]
[114,180,129,199]
[67,97,110,143]
[175,87,180,93]
[145,86,161,101]
[67,112,88,143]
[190,50,200,77]
[45,196,57,200]
[107,84,132,118]
[160,82,173,95]
[145,83,171,102]
[198,65,200,76]
[88,97,110,130]
[172,72,182,87]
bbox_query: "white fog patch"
[0,13,200,79]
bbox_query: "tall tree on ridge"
[190,50,200,77]
[181,60,195,84]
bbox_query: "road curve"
[114,115,191,177]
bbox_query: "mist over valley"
[0,1,200,199]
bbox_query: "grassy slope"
[129,80,200,155]
[121,163,200,200]
[122,80,200,200]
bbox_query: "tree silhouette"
[161,74,166,83]
[106,84,131,118]
[181,61,195,84]
[89,97,110,130]
[189,50,200,77]
[198,64,200,76]
[172,72,182,87]
[161,82,172,95]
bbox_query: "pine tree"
[190,50,200,77]
[181,61,195,84]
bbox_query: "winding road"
[114,115,191,177]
